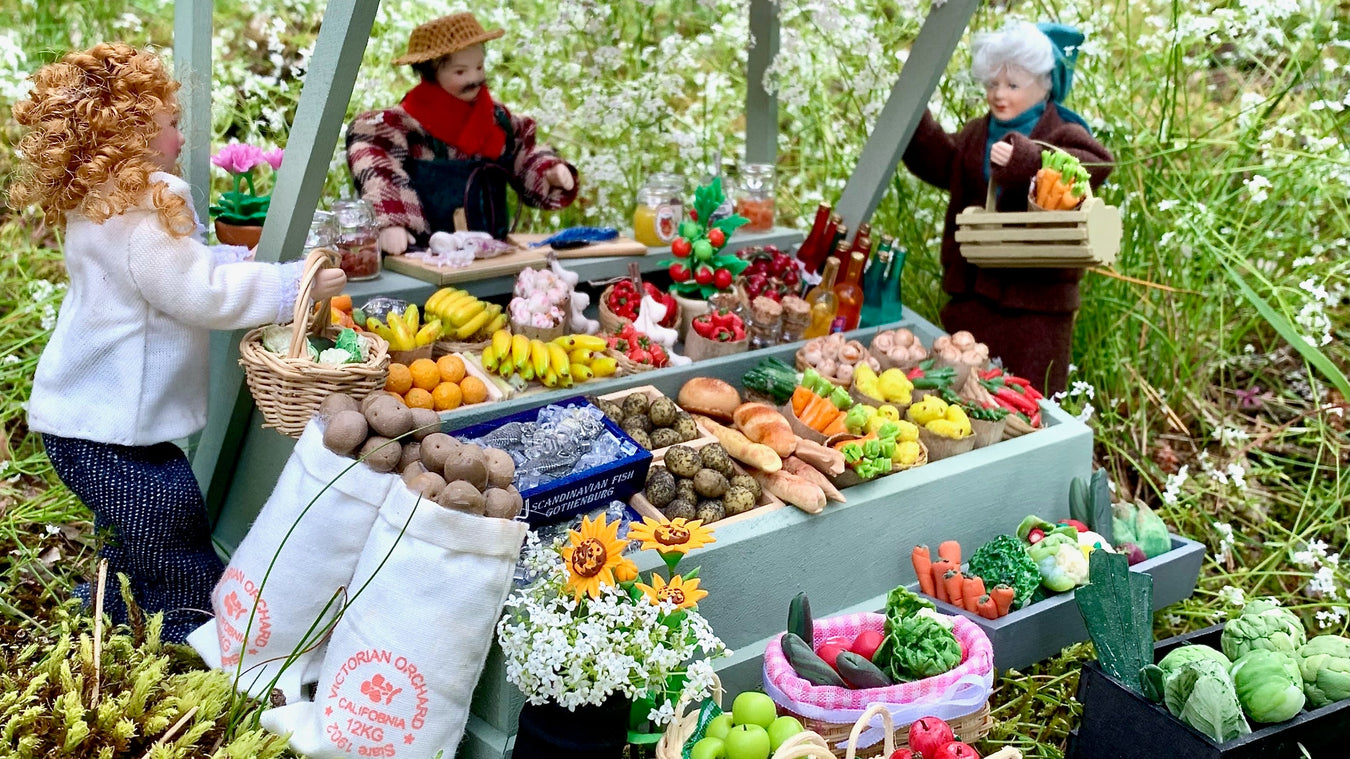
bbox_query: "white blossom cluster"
[1291,539,1345,615]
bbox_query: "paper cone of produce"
[780,402,828,444]
[971,417,1007,449]
[919,426,976,461]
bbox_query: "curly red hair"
[9,43,195,237]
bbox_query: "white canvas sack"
[187,419,396,702]
[260,482,527,759]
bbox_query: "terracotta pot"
[214,219,264,248]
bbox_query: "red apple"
[815,641,850,670]
[888,751,915,759]
[933,742,981,759]
[907,717,955,759]
[850,630,885,661]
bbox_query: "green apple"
[706,713,735,741]
[731,691,778,730]
[723,724,771,759]
[766,715,805,750]
[690,736,727,759]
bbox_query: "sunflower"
[625,517,716,555]
[635,574,708,610]
[613,556,640,583]
[561,515,630,600]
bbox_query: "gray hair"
[971,21,1054,88]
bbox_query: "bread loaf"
[732,403,797,457]
[690,414,782,473]
[677,377,741,421]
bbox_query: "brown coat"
[903,104,1114,313]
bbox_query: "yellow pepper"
[893,440,922,465]
[906,396,948,426]
[925,419,969,439]
[896,419,920,443]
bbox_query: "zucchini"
[743,358,800,405]
[781,633,846,687]
[836,651,892,689]
[787,592,813,645]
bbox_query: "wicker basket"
[598,283,682,335]
[777,702,994,759]
[432,338,489,358]
[238,249,390,438]
[605,348,658,376]
[656,676,833,759]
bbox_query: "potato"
[420,433,460,472]
[318,392,359,421]
[483,487,523,520]
[322,410,368,456]
[408,471,447,500]
[409,407,441,441]
[401,460,428,485]
[484,447,516,490]
[360,390,398,414]
[358,436,401,472]
[436,481,485,515]
[399,441,422,472]
[443,444,489,491]
[365,395,414,439]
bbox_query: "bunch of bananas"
[366,305,441,351]
[424,287,508,342]
[481,330,617,388]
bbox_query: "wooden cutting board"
[508,232,648,259]
[381,233,649,286]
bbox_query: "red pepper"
[732,324,745,341]
[1030,410,1042,427]
[980,368,1002,380]
[907,367,924,380]
[716,329,732,342]
[995,387,1038,415]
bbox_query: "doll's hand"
[547,163,575,192]
[379,226,413,255]
[312,269,348,301]
[990,140,1013,167]
[243,247,257,262]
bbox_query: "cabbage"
[1221,602,1306,661]
[1163,658,1251,743]
[1230,650,1305,723]
[1297,635,1350,708]
[1158,644,1230,682]
[967,535,1040,609]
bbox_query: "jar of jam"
[632,173,685,247]
[331,199,381,281]
[304,210,336,256]
[735,163,776,232]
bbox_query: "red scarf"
[401,81,506,160]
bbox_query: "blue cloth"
[1037,23,1085,104]
[43,433,223,643]
[985,101,1045,180]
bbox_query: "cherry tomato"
[671,237,692,257]
[692,239,714,261]
[669,263,690,282]
[707,228,726,248]
[713,268,733,289]
[679,221,701,239]
[694,267,713,285]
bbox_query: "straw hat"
[393,13,505,66]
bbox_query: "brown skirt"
[941,294,1076,396]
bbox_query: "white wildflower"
[1218,585,1246,607]
[1162,465,1190,505]
[1242,174,1272,203]
[1214,521,1235,563]
[1309,566,1340,599]
[1316,607,1347,629]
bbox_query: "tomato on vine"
[694,267,713,285]
[707,228,726,248]
[713,268,733,289]
[670,263,691,282]
[671,237,692,257]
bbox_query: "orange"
[437,354,466,384]
[385,363,413,395]
[432,381,463,411]
[460,375,488,405]
[404,387,434,409]
[409,358,441,391]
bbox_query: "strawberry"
[629,347,650,364]
[649,345,668,366]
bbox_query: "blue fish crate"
[447,396,652,527]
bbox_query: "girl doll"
[9,43,346,643]
[903,21,1113,395]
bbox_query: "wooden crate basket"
[955,180,1122,269]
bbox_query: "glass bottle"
[850,223,873,266]
[883,239,909,315]
[779,295,811,343]
[803,257,841,338]
[331,199,381,281]
[735,163,777,232]
[833,250,866,332]
[632,173,685,247]
[859,239,893,328]
[795,202,833,269]
[822,222,848,274]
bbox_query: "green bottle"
[883,238,908,317]
[859,239,893,328]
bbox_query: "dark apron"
[407,108,516,241]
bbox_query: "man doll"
[347,13,579,250]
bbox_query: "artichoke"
[1158,644,1230,682]
[1163,658,1252,743]
[1231,650,1306,723]
[1298,635,1350,708]
[1221,603,1306,661]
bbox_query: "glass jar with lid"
[735,163,776,232]
[331,199,381,281]
[632,172,685,248]
[304,210,337,256]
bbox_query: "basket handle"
[984,138,1096,211]
[770,731,831,759]
[286,247,341,360]
[844,702,897,759]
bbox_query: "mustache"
[461,80,486,94]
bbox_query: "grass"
[1,0,1348,756]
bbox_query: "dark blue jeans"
[42,433,224,643]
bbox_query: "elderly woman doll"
[10,43,346,642]
[903,21,1113,394]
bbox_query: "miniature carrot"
[963,575,986,613]
[991,584,1015,617]
[800,394,835,431]
[938,540,962,565]
[822,413,850,437]
[1057,182,1084,210]
[912,546,935,596]
[977,594,1000,620]
[931,559,955,603]
[943,569,965,609]
[1044,176,1071,210]
[1035,168,1061,207]
[791,386,814,418]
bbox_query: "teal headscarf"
[1036,22,1084,103]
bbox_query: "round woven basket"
[599,283,683,335]
[605,348,659,376]
[778,701,993,759]
[238,248,390,438]
[894,439,930,472]
[656,676,834,759]
[433,338,490,358]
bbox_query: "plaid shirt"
[346,104,578,236]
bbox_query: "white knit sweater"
[28,172,302,446]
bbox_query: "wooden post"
[744,0,780,167]
[834,0,979,233]
[192,0,382,512]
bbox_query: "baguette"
[691,414,782,473]
[783,456,846,503]
[732,402,797,457]
[751,469,826,514]
[792,438,846,476]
